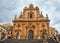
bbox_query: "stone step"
[0,39,43,43]
[0,39,59,43]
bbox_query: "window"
[30,14,32,18]
[14,24,16,26]
[17,24,20,27]
[11,32,12,34]
[42,24,45,27]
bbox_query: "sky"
[0,0,60,33]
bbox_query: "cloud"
[57,0,60,3]
[0,0,60,33]
[52,23,60,34]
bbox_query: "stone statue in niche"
[16,30,21,39]
[42,29,47,39]
[43,29,48,43]
[16,24,21,39]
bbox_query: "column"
[0,32,1,40]
[17,31,21,39]
[43,31,48,43]
[37,30,40,39]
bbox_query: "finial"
[30,3,33,6]
[29,3,34,8]
[24,6,27,9]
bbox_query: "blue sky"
[0,0,60,33]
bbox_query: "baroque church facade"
[0,4,59,41]
[12,4,57,39]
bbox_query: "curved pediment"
[25,24,35,29]
[13,4,49,22]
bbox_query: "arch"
[30,14,32,18]
[28,11,34,18]
[28,30,33,39]
[16,30,21,39]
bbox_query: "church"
[12,4,58,40]
[0,4,60,43]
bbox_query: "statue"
[16,30,21,39]
[16,24,21,39]
[46,14,48,18]
[41,11,42,15]
[42,29,47,39]
[42,29,48,43]
[14,15,17,20]
[40,11,43,17]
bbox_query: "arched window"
[17,24,20,27]
[42,23,45,27]
[30,14,32,18]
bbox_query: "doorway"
[28,30,33,39]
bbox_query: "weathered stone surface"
[0,39,59,43]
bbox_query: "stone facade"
[12,4,50,39]
[0,24,13,40]
[0,4,59,41]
